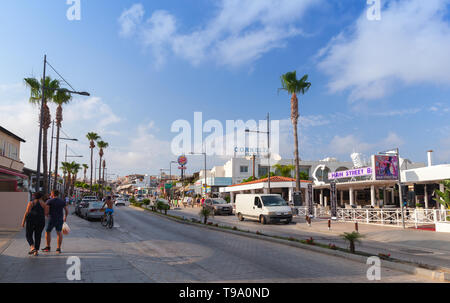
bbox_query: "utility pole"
[267,113,271,194]
[48,120,55,192]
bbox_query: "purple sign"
[328,167,373,180]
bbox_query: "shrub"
[199,207,214,224]
[232,226,237,231]
[340,232,365,254]
[305,237,314,245]
[329,243,337,250]
[142,199,150,205]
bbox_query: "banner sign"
[330,181,337,219]
[307,183,313,217]
[374,155,399,180]
[328,167,372,180]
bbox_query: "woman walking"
[21,192,47,256]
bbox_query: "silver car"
[79,201,105,220]
[205,198,233,215]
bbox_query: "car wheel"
[284,219,291,225]
[260,215,267,225]
[238,213,244,221]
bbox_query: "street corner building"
[0,126,30,229]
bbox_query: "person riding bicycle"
[101,196,114,218]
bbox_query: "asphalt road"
[0,206,433,283]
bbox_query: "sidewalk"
[0,229,20,254]
[168,207,450,272]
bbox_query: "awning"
[0,167,28,179]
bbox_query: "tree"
[60,161,71,196]
[69,162,81,197]
[340,231,364,254]
[52,89,72,190]
[82,164,89,182]
[274,164,295,178]
[436,180,450,210]
[199,206,214,224]
[86,132,101,192]
[279,72,311,191]
[97,141,108,187]
[24,76,60,195]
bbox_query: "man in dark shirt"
[42,190,68,254]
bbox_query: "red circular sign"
[178,155,188,166]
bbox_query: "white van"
[235,194,293,224]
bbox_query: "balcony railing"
[0,154,24,172]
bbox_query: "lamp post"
[48,128,78,192]
[169,161,177,202]
[246,113,271,193]
[34,55,90,193]
[190,151,207,197]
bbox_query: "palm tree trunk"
[99,155,102,186]
[53,125,61,191]
[90,146,93,192]
[42,103,51,195]
[291,92,300,191]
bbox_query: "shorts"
[46,219,64,233]
[105,208,114,214]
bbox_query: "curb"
[0,231,19,255]
[130,206,449,282]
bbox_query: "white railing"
[336,208,449,226]
[294,206,449,226]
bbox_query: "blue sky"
[1,0,450,177]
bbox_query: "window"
[258,165,269,177]
[0,139,5,156]
[240,166,248,173]
[7,143,18,160]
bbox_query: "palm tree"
[96,141,108,186]
[52,89,72,191]
[86,132,101,192]
[82,164,89,182]
[199,207,214,224]
[60,161,71,197]
[102,160,106,186]
[279,72,311,191]
[69,162,81,197]
[340,231,365,254]
[24,76,60,195]
[274,164,295,178]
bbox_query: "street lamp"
[169,161,177,202]
[34,55,90,193]
[246,113,271,193]
[48,121,78,192]
[190,151,207,197]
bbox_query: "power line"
[46,60,76,92]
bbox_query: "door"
[252,196,264,220]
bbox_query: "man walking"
[42,190,68,254]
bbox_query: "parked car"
[235,194,292,225]
[79,201,105,220]
[115,197,129,207]
[204,198,233,215]
[75,196,97,216]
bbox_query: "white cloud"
[317,0,450,101]
[328,132,404,156]
[119,0,318,67]
[118,3,145,37]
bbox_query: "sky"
[1,0,450,178]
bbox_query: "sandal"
[56,248,61,254]
[28,249,36,255]
[33,250,39,256]
[42,247,51,252]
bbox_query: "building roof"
[0,126,26,143]
[229,176,312,187]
